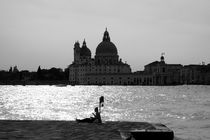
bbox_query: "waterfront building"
[181,64,210,85]
[69,29,131,85]
[69,29,209,85]
[144,56,182,85]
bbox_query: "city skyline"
[1,0,210,71]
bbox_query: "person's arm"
[92,113,96,117]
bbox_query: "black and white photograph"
[0,0,210,139]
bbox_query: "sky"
[0,0,210,72]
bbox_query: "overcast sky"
[0,0,210,71]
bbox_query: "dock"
[0,120,174,140]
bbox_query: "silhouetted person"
[92,107,102,123]
[76,96,104,123]
[76,107,102,123]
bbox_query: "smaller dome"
[80,40,91,57]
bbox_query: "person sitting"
[76,107,102,123]
[92,107,102,123]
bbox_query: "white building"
[69,29,131,85]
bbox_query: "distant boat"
[56,84,67,87]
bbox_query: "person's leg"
[76,117,96,123]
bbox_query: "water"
[0,85,209,140]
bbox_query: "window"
[162,67,165,73]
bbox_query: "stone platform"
[0,120,174,140]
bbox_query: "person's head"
[95,107,98,113]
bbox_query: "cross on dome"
[103,28,110,42]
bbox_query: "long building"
[69,29,210,85]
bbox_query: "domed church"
[69,29,184,85]
[95,29,119,65]
[69,29,132,85]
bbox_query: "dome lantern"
[103,28,110,42]
[82,39,86,47]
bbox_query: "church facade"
[69,29,185,85]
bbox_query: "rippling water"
[0,85,210,140]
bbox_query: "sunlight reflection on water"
[0,85,210,140]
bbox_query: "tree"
[13,66,19,73]
[37,66,42,80]
[9,67,13,73]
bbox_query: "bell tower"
[160,53,165,63]
[74,41,80,64]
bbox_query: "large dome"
[96,41,117,55]
[95,29,118,56]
